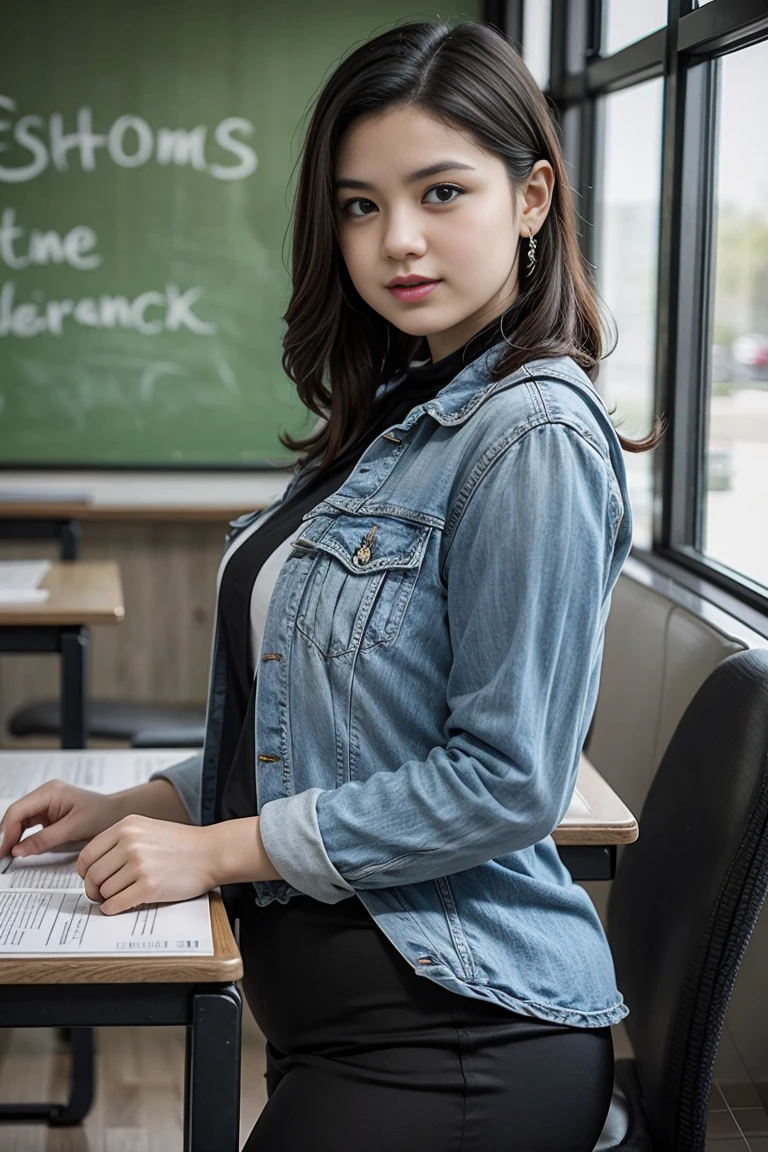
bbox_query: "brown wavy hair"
[280,19,665,472]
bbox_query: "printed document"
[0,749,190,797]
[0,846,213,956]
[0,751,212,956]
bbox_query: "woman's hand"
[76,814,284,915]
[76,816,218,915]
[0,781,122,858]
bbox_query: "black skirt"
[234,887,615,1152]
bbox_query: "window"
[602,0,667,56]
[595,80,664,548]
[522,0,551,90]
[703,41,768,592]
[508,0,768,616]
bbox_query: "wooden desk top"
[0,561,125,626]
[0,500,92,520]
[552,755,638,846]
[0,891,242,985]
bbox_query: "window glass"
[602,0,667,56]
[523,0,551,90]
[595,79,664,548]
[703,41,768,591]
[561,104,581,194]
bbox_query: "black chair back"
[607,648,768,1151]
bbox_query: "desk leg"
[49,1027,95,1125]
[0,1026,94,1126]
[59,628,93,1113]
[556,844,617,881]
[60,627,89,749]
[60,521,81,560]
[184,984,241,1152]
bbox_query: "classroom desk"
[0,497,92,559]
[0,892,243,1149]
[0,747,636,1141]
[554,754,639,880]
[0,562,124,748]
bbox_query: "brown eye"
[343,198,377,217]
[424,184,464,205]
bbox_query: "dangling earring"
[526,225,537,276]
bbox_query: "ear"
[518,160,555,238]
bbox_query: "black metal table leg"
[0,981,243,1135]
[60,626,89,749]
[0,1026,94,1125]
[59,521,81,560]
[50,1026,95,1125]
[556,843,617,880]
[59,624,92,1112]
[184,984,242,1152]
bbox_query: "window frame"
[483,0,768,616]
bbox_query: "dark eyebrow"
[334,160,476,193]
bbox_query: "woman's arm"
[207,817,283,883]
[257,421,626,902]
[110,777,195,825]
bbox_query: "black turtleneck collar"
[401,313,504,396]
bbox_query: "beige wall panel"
[587,576,673,814]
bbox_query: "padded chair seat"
[8,699,205,742]
[131,726,205,748]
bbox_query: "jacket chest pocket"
[291,513,431,660]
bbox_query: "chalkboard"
[0,1,479,467]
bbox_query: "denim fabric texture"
[151,342,633,1028]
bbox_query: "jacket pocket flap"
[293,514,430,573]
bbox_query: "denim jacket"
[152,343,632,1028]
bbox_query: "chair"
[131,725,205,748]
[595,648,768,1151]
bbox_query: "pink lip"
[387,280,441,302]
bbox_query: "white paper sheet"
[0,847,213,955]
[0,889,213,955]
[0,752,213,955]
[569,789,591,816]
[0,750,190,798]
[0,560,51,604]
[0,560,51,588]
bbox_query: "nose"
[380,205,427,262]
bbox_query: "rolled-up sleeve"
[149,752,204,826]
[258,423,623,903]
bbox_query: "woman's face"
[334,105,552,362]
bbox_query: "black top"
[217,317,503,828]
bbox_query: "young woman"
[0,20,662,1151]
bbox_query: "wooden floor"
[0,992,268,1151]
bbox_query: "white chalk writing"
[0,96,258,183]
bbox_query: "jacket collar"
[382,341,604,430]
